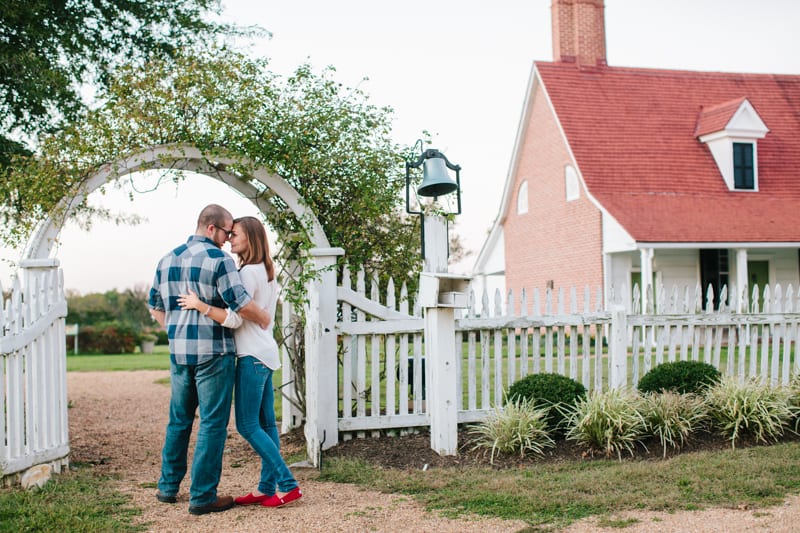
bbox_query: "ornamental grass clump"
[788,374,800,431]
[705,376,794,448]
[640,391,709,457]
[468,397,555,464]
[561,388,646,460]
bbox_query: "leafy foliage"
[506,373,586,432]
[561,388,647,459]
[76,322,137,354]
[1,47,425,420]
[66,285,153,331]
[637,360,721,394]
[705,376,795,448]
[641,391,709,457]
[0,0,245,157]
[468,397,555,464]
[1,48,421,288]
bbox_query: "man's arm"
[238,300,270,329]
[149,308,166,328]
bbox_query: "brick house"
[473,0,800,312]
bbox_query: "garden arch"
[17,142,342,473]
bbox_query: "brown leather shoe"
[188,495,235,515]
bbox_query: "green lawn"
[1,338,794,531]
[67,347,171,371]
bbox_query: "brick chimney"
[551,0,607,67]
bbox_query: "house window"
[733,142,754,190]
[565,165,579,201]
[700,249,729,310]
[517,180,528,214]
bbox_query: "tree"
[0,0,244,164]
[65,284,153,331]
[1,48,424,415]
[1,48,421,287]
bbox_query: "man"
[148,204,269,515]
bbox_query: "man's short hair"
[197,204,232,230]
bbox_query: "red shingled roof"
[694,96,748,138]
[535,62,800,242]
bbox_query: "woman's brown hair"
[233,216,275,281]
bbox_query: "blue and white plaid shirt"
[149,235,252,365]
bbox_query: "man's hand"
[238,300,271,329]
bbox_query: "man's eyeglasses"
[213,225,234,239]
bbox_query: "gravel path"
[67,371,800,532]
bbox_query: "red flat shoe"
[235,492,272,505]
[261,487,302,508]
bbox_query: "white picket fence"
[4,261,800,477]
[0,266,70,485]
[626,282,800,387]
[334,276,800,440]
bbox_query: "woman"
[177,216,301,508]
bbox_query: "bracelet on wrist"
[204,305,212,316]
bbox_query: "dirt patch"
[67,370,526,532]
[67,370,800,532]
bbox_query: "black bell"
[418,155,458,198]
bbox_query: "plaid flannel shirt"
[148,235,251,365]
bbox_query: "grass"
[67,347,171,371]
[320,441,800,529]
[0,466,142,532]
[4,344,798,531]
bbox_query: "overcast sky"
[2,0,799,294]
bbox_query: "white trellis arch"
[5,143,342,483]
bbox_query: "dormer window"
[733,142,754,190]
[696,98,768,192]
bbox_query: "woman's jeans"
[235,355,298,494]
[158,355,235,507]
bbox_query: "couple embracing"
[148,204,301,515]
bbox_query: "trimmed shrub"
[637,361,721,395]
[76,322,137,354]
[155,330,169,345]
[506,373,587,431]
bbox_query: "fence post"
[419,272,471,456]
[303,247,344,467]
[609,305,628,389]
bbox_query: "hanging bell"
[418,155,458,198]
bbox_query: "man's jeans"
[158,355,235,507]
[235,356,297,494]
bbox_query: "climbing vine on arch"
[1,47,425,416]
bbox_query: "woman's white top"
[221,263,280,370]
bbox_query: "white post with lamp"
[406,145,470,456]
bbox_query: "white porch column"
[639,248,654,313]
[735,248,748,312]
[303,247,344,467]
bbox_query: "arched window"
[517,180,528,214]
[565,165,580,201]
